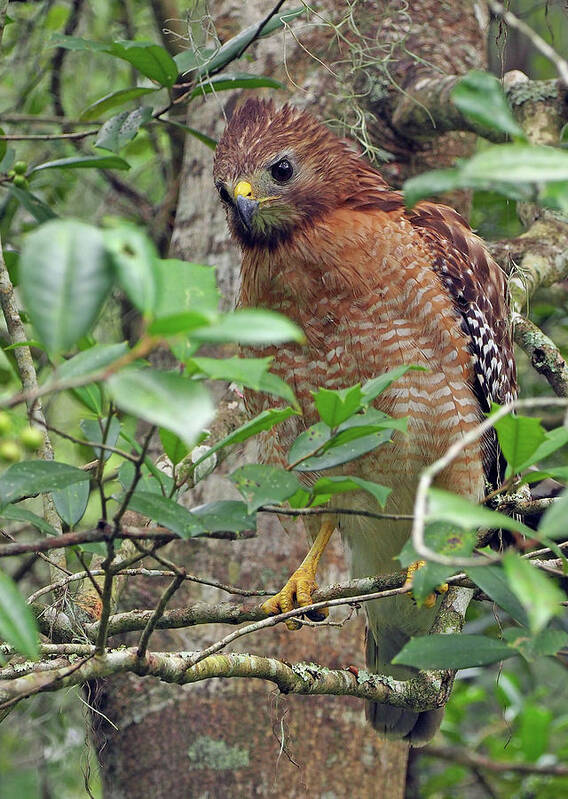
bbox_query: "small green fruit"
[12,175,28,188]
[20,426,43,451]
[0,412,13,435]
[0,441,22,462]
[13,161,27,175]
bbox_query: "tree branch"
[513,313,568,397]
[0,646,450,715]
[424,744,568,777]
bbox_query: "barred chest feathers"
[239,208,485,503]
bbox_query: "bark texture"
[90,2,491,797]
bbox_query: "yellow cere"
[234,180,254,199]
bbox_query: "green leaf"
[230,464,301,513]
[20,220,114,353]
[9,186,58,222]
[154,260,219,317]
[51,35,178,86]
[48,33,108,52]
[29,155,130,174]
[56,342,129,382]
[451,70,526,140]
[311,475,391,507]
[288,422,331,466]
[148,311,215,336]
[189,356,297,406]
[107,368,214,448]
[493,410,546,476]
[118,460,170,497]
[80,87,160,121]
[190,72,283,98]
[538,489,568,539]
[333,407,407,440]
[518,702,553,762]
[190,356,272,388]
[106,40,178,87]
[427,488,533,538]
[539,180,568,212]
[404,168,464,208]
[404,166,534,208]
[467,564,528,626]
[95,107,153,153]
[104,225,159,315]
[79,416,121,461]
[159,428,189,466]
[515,425,568,473]
[504,627,568,661]
[127,491,206,538]
[293,429,392,472]
[393,634,514,669]
[56,342,128,414]
[190,500,257,535]
[52,480,90,527]
[399,522,475,602]
[256,371,298,409]
[361,365,426,404]
[0,570,39,660]
[163,122,216,150]
[312,385,364,427]
[461,144,568,184]
[195,7,305,77]
[0,461,89,505]
[129,492,257,537]
[192,407,299,468]
[190,309,304,345]
[0,505,58,536]
[503,551,564,633]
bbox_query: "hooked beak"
[234,180,259,233]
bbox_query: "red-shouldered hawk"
[213,98,516,745]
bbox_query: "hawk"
[213,98,516,745]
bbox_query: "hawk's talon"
[261,520,335,630]
[404,560,448,608]
[261,565,327,630]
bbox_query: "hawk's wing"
[409,202,517,488]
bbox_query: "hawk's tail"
[365,625,444,747]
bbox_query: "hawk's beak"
[234,180,259,233]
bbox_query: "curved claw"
[404,560,449,608]
[261,520,335,630]
[261,565,329,630]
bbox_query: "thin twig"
[0,524,255,558]
[261,505,413,522]
[94,539,116,655]
[425,744,568,777]
[27,567,269,605]
[41,419,138,463]
[113,426,156,530]
[95,410,115,521]
[0,131,95,141]
[489,0,568,86]
[136,572,186,658]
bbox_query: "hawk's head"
[213,98,367,248]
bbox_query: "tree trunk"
[90,2,490,796]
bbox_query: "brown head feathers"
[213,98,400,247]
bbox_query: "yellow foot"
[261,565,329,629]
[404,560,449,608]
[261,519,335,630]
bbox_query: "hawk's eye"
[270,158,294,183]
[217,184,232,203]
